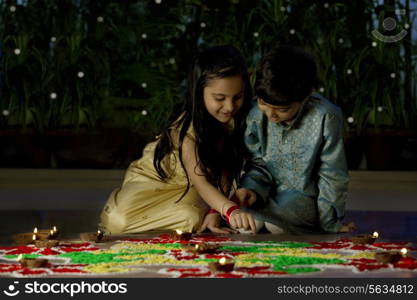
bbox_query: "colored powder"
[58,250,166,264]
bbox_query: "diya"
[52,226,60,237]
[351,232,379,245]
[80,230,104,243]
[17,254,48,268]
[35,228,56,240]
[12,233,35,245]
[209,257,235,272]
[13,226,60,245]
[375,248,407,264]
[171,230,192,241]
[34,239,60,248]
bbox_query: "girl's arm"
[181,136,256,232]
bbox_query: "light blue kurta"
[240,94,349,233]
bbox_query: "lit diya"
[351,231,379,245]
[181,243,219,254]
[375,248,407,264]
[13,227,41,245]
[12,233,34,245]
[171,230,192,241]
[209,257,235,272]
[52,226,60,236]
[17,254,48,268]
[35,228,58,240]
[34,232,60,248]
[80,230,104,243]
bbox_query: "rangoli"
[0,234,416,278]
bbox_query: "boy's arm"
[317,112,350,233]
[240,118,274,204]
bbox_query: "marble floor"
[1,210,416,244]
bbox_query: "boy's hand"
[338,222,357,233]
[197,212,237,234]
[229,210,257,233]
[231,188,257,207]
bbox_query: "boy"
[234,46,354,233]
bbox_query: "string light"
[141,110,148,116]
[404,24,410,29]
[377,106,383,112]
[50,93,57,99]
[50,36,57,42]
[338,38,344,44]
[9,6,16,12]
[347,117,354,123]
[141,82,147,88]
[324,3,329,8]
[200,22,206,28]
[77,71,85,78]
[371,41,377,47]
[97,16,104,23]
[155,0,162,3]
[319,87,325,93]
[289,29,295,35]
[141,33,147,39]
[346,69,352,75]
[2,110,10,116]
[390,73,396,78]
[14,48,21,55]
[168,58,176,65]
[280,6,286,12]
[253,32,259,38]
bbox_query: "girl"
[99,45,256,234]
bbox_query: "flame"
[175,230,182,234]
[195,244,199,249]
[53,226,57,232]
[32,234,36,241]
[219,257,227,265]
[372,232,379,238]
[97,230,101,235]
[50,230,54,235]
[17,254,23,261]
[400,248,407,256]
[33,227,38,234]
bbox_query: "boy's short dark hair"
[255,45,317,106]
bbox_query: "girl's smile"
[203,75,245,123]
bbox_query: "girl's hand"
[230,188,257,207]
[228,210,256,233]
[197,212,237,234]
[338,222,357,233]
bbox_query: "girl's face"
[203,75,245,124]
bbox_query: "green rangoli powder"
[5,254,41,259]
[58,250,166,264]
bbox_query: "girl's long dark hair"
[153,45,252,202]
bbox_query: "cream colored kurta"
[99,126,207,234]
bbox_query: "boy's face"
[257,98,304,124]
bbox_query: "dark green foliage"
[0,0,415,135]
